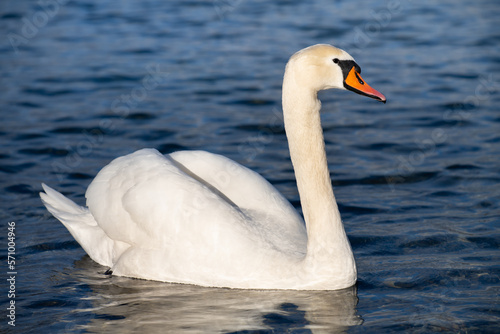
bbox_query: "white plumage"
[41,44,386,290]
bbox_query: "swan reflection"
[71,257,362,333]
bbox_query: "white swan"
[40,44,386,290]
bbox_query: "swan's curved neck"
[282,70,348,260]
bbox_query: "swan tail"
[40,183,115,267]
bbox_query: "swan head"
[285,44,386,103]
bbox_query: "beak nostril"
[354,72,364,85]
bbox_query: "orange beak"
[344,67,386,103]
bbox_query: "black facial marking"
[335,60,361,81]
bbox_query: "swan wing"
[84,149,306,284]
[169,150,306,238]
[169,150,307,256]
[85,149,242,247]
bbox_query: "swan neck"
[282,76,346,257]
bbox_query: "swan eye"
[333,58,339,64]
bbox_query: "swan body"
[41,44,386,290]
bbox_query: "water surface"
[1,0,499,332]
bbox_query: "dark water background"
[1,0,499,332]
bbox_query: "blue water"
[1,0,499,332]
